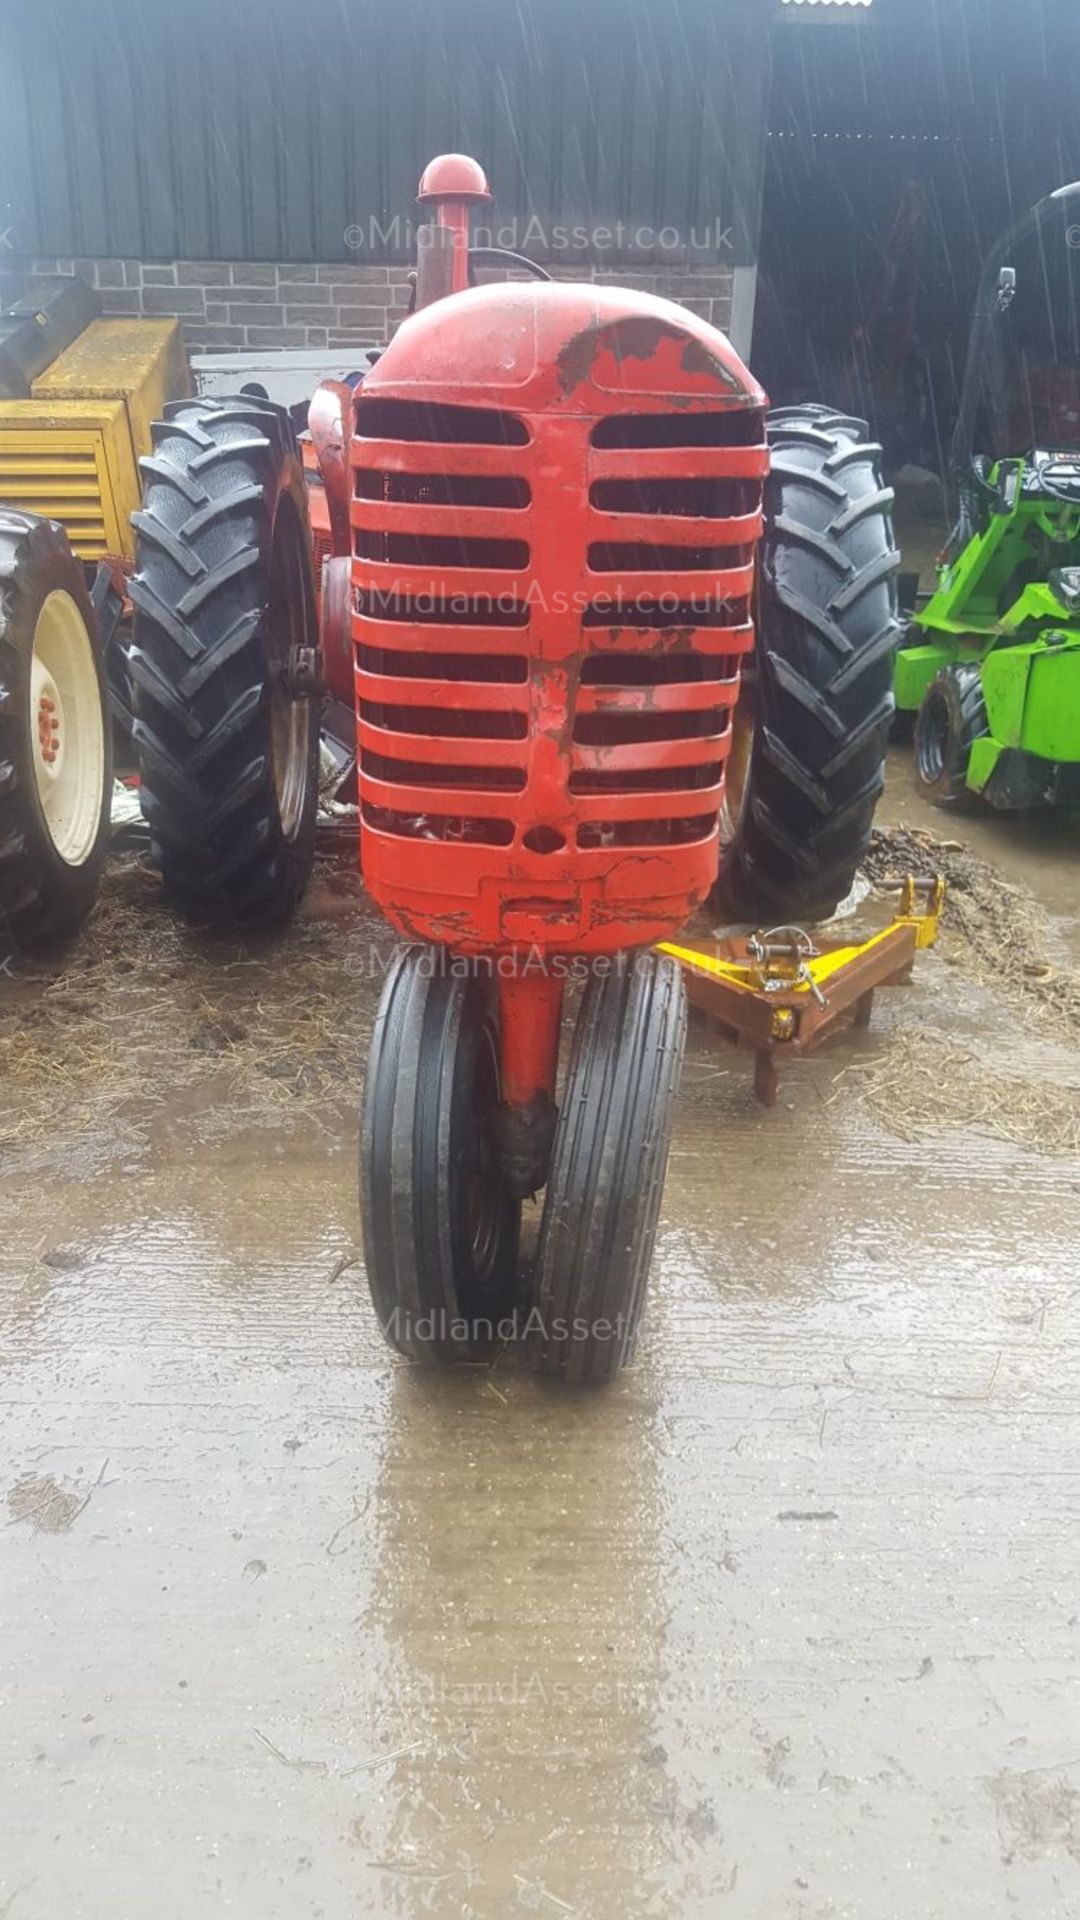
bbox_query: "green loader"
[895,184,1080,808]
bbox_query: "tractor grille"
[354,398,533,847]
[0,441,108,557]
[353,395,766,859]
[571,407,763,849]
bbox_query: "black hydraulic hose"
[467,247,553,283]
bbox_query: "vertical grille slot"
[358,646,527,683]
[360,703,527,742]
[573,711,727,747]
[361,805,515,847]
[362,752,526,794]
[576,815,716,849]
[356,471,530,508]
[356,399,529,445]
[569,763,724,795]
[587,539,753,573]
[579,653,740,685]
[589,476,758,517]
[357,592,529,628]
[580,596,751,630]
[590,409,764,449]
[356,530,530,570]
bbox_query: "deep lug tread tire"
[130,394,319,930]
[360,947,521,1364]
[914,662,988,808]
[0,509,112,960]
[532,953,687,1386]
[717,403,901,925]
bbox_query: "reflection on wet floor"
[1,750,1079,1917]
[365,1368,672,1912]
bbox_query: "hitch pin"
[802,966,828,1011]
[748,926,828,1009]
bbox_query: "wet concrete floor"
[1,756,1079,1919]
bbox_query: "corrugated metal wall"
[758,0,1080,455]
[0,0,771,266]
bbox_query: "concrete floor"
[2,757,1079,1920]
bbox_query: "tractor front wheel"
[360,947,521,1362]
[0,509,112,961]
[129,395,320,930]
[915,663,988,807]
[531,952,687,1384]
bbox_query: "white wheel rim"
[271,690,308,842]
[30,589,106,867]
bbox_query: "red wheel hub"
[37,690,60,765]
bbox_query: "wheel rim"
[721,669,756,842]
[266,493,313,842]
[917,685,950,785]
[29,589,106,867]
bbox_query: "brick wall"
[4,256,735,354]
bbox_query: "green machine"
[895,184,1080,808]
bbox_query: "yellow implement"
[660,875,945,1106]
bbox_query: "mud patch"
[833,1026,1080,1157]
[7,1466,106,1534]
[991,1767,1080,1867]
[863,824,1080,1036]
[829,826,1080,1155]
[0,848,389,1169]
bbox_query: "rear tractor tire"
[0,509,112,960]
[129,395,321,930]
[716,404,901,925]
[914,663,988,808]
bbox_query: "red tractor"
[129,157,898,1381]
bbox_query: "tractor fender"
[320,553,354,706]
[307,379,354,556]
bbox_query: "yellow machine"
[0,314,190,559]
[0,285,191,960]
